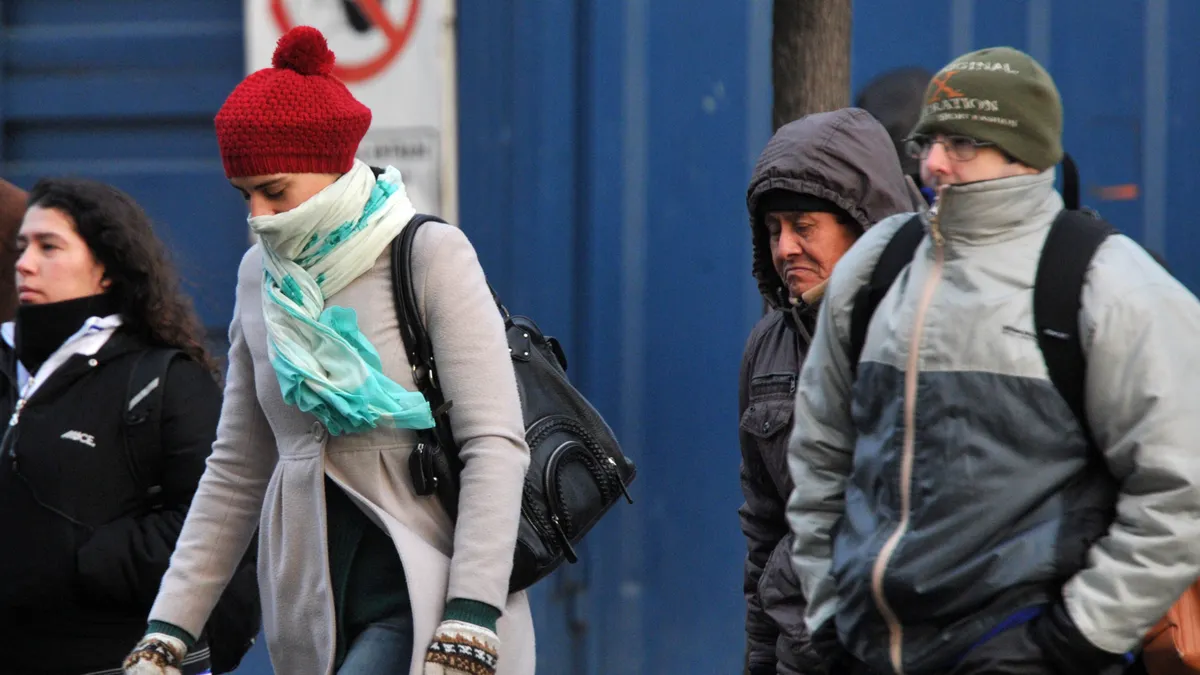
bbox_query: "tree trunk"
[772,0,853,130]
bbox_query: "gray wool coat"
[148,222,536,675]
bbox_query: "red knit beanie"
[215,26,372,178]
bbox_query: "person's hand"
[423,619,500,675]
[122,633,187,675]
[1029,603,1129,675]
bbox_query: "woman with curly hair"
[0,177,255,675]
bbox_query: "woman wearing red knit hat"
[122,26,534,675]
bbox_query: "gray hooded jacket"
[739,108,921,674]
[786,169,1200,674]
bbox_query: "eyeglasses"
[904,134,997,162]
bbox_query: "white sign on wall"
[244,0,458,221]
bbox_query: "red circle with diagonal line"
[271,0,421,83]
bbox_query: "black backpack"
[847,155,1148,437]
[124,349,261,675]
[390,214,638,592]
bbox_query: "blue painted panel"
[456,2,585,672]
[850,0,953,93]
[1165,0,1200,289]
[6,22,243,70]
[6,73,240,120]
[6,122,220,161]
[587,7,657,674]
[460,0,772,672]
[638,0,765,670]
[574,5,651,672]
[1050,0,1145,241]
[505,0,579,346]
[0,1,246,330]
[455,0,515,289]
[972,0,1029,53]
[7,0,240,23]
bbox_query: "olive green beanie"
[910,46,1063,170]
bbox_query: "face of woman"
[230,173,342,218]
[15,206,108,306]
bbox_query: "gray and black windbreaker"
[786,170,1200,674]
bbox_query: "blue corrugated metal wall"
[0,0,247,335]
[458,1,771,672]
[2,1,1197,673]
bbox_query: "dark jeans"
[337,612,416,675]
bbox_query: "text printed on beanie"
[910,46,1063,170]
[923,66,1023,129]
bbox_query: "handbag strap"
[390,214,520,518]
[391,213,511,406]
[392,214,449,412]
[389,214,468,519]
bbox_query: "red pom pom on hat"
[272,25,335,76]
[214,25,371,178]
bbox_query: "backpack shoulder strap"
[1060,152,1082,211]
[1033,209,1115,443]
[124,347,183,505]
[849,214,925,376]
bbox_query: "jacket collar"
[799,280,828,305]
[1,328,145,405]
[933,168,1064,247]
[782,281,826,342]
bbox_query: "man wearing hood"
[787,47,1200,675]
[739,108,922,675]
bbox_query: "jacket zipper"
[870,202,947,675]
[5,378,35,469]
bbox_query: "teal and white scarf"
[249,159,434,436]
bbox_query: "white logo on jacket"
[60,430,96,448]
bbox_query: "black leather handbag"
[390,214,637,592]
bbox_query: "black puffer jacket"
[739,108,921,674]
[739,303,819,675]
[0,328,232,674]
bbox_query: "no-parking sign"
[244,0,457,218]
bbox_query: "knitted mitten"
[122,633,187,675]
[423,619,501,675]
